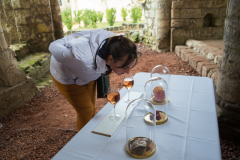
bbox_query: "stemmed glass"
[107,86,121,121]
[123,73,134,103]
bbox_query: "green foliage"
[97,11,104,23]
[90,10,98,28]
[82,9,92,27]
[73,10,83,27]
[62,7,73,30]
[106,8,116,26]
[121,7,128,21]
[130,6,142,23]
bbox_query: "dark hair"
[104,35,138,75]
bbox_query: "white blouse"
[49,29,117,85]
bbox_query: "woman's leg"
[85,80,96,117]
[51,75,95,131]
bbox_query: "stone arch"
[203,13,214,27]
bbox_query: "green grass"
[76,20,145,30]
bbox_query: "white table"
[52,72,221,160]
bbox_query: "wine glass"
[123,73,134,103]
[107,86,121,121]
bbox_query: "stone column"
[3,0,19,44]
[50,0,63,40]
[0,1,26,87]
[156,0,171,52]
[216,0,240,140]
[10,0,55,52]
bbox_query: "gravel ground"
[0,44,239,160]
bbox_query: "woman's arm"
[48,36,77,65]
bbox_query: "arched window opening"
[203,13,214,27]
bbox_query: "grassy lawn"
[73,20,145,30]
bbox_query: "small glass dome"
[144,77,168,125]
[151,65,170,102]
[125,98,156,159]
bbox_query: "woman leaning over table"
[48,29,138,131]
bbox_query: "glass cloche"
[125,98,156,159]
[144,77,168,125]
[151,65,170,103]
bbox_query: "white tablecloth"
[52,72,221,160]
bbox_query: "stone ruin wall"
[171,0,227,51]
[0,0,63,117]
[0,1,38,117]
[142,0,158,50]
[143,0,227,52]
[3,0,63,52]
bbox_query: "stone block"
[219,8,227,17]
[14,10,30,25]
[206,51,223,60]
[180,9,201,19]
[182,1,200,9]
[189,19,203,27]
[17,26,31,41]
[0,61,26,86]
[0,85,24,117]
[194,9,202,19]
[35,5,51,14]
[21,0,30,8]
[0,49,16,67]
[113,26,119,31]
[11,0,22,9]
[158,1,172,9]
[198,1,214,8]
[196,60,215,74]
[175,45,188,56]
[201,9,219,18]
[52,13,62,22]
[212,26,224,39]
[213,17,223,27]
[157,8,171,19]
[172,1,184,9]
[171,28,183,38]
[180,49,195,62]
[180,9,194,18]
[202,64,219,77]
[157,20,170,28]
[0,33,8,51]
[50,0,59,5]
[5,10,16,25]
[189,54,208,69]
[40,0,49,5]
[209,69,219,86]
[157,28,170,38]
[171,19,189,27]
[171,9,180,18]
[214,55,222,64]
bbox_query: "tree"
[106,8,116,26]
[130,6,142,23]
[121,7,128,21]
[62,8,73,30]
[82,9,91,27]
[73,10,83,27]
[90,10,98,28]
[97,11,104,23]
